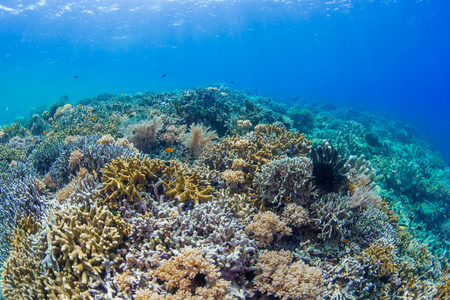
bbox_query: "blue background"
[1,0,449,162]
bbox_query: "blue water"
[1,0,450,162]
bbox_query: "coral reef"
[1,86,450,299]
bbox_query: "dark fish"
[74,75,79,79]
[142,138,147,142]
[162,74,167,78]
[165,161,171,166]
[229,81,235,84]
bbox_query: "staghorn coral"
[1,226,47,300]
[97,155,165,210]
[359,239,398,278]
[42,202,125,299]
[162,166,213,205]
[310,194,353,242]
[245,211,292,247]
[254,249,325,300]
[253,156,317,208]
[183,123,218,156]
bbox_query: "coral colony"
[1,86,450,299]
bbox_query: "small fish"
[132,130,136,134]
[77,104,82,108]
[285,196,291,203]
[164,161,171,166]
[74,75,79,79]
[142,138,147,142]
[161,74,167,78]
[43,131,48,135]
[165,147,174,153]
[84,116,89,121]
[121,93,124,96]
[229,81,235,84]
[126,110,131,113]
[92,116,97,122]
[399,225,408,230]
[338,239,349,243]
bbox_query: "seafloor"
[1,86,450,299]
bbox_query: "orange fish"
[84,116,89,121]
[285,196,291,203]
[43,131,48,135]
[342,239,349,243]
[165,148,174,153]
[126,110,131,113]
[77,104,82,108]
[121,93,124,96]
[92,116,97,122]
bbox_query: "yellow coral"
[359,241,398,277]
[163,166,212,205]
[97,155,165,209]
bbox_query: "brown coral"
[254,250,325,300]
[245,211,292,247]
[154,247,231,299]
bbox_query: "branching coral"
[97,155,165,209]
[154,247,232,299]
[310,194,353,242]
[162,166,212,205]
[254,249,325,300]
[245,211,292,247]
[253,156,316,208]
[42,202,125,299]
[359,240,398,278]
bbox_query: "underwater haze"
[1,0,450,163]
